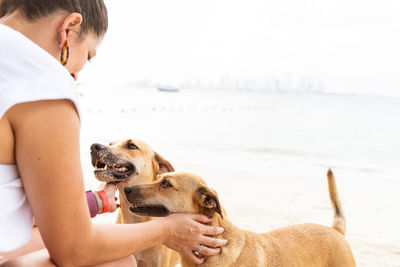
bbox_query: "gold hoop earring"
[60,40,69,66]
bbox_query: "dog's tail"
[327,169,346,235]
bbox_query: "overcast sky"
[80,0,400,96]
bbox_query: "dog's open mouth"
[129,204,171,217]
[92,158,134,183]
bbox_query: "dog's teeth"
[117,167,127,172]
[94,163,128,172]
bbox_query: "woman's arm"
[7,99,226,266]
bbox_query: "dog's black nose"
[124,186,132,195]
[91,143,105,152]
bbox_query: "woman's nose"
[71,72,79,81]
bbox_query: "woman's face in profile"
[65,32,103,81]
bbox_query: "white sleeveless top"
[0,24,80,252]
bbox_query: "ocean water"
[80,87,400,178]
[79,86,400,266]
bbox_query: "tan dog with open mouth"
[124,170,356,267]
[90,139,180,267]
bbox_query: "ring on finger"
[193,244,204,257]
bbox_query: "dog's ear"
[196,186,223,219]
[153,152,175,174]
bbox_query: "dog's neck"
[201,209,236,234]
[181,210,246,267]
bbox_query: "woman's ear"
[153,152,174,174]
[196,186,223,218]
[57,12,83,47]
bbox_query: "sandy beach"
[79,86,400,267]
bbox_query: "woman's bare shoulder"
[7,99,79,128]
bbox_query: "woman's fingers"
[188,214,225,236]
[184,244,220,264]
[183,250,205,265]
[196,245,221,256]
[190,213,214,224]
[200,235,228,248]
[200,224,225,236]
[161,213,227,264]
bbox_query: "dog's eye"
[126,143,139,150]
[161,179,172,189]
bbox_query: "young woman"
[0,1,227,266]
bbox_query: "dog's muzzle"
[90,143,135,183]
[124,186,171,217]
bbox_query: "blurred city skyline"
[80,0,400,96]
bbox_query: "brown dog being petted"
[124,170,356,267]
[90,139,180,267]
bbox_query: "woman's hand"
[97,182,119,213]
[161,213,228,264]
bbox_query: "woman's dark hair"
[0,0,108,37]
